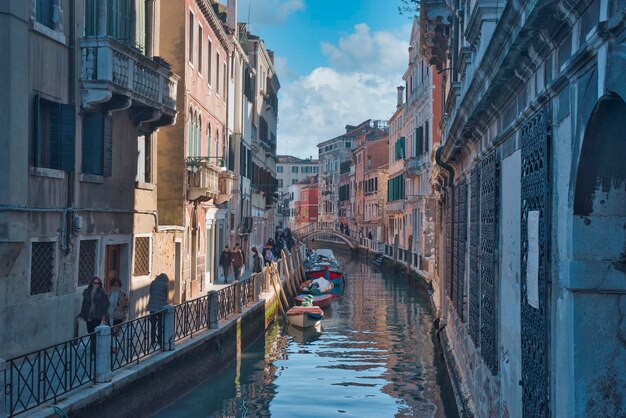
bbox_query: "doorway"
[104,244,122,293]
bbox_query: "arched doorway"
[571,92,626,416]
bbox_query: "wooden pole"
[272,262,290,310]
[267,266,286,316]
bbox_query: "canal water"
[152,246,459,418]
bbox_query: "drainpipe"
[434,146,455,329]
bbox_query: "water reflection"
[154,248,458,418]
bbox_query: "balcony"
[405,155,430,177]
[80,37,178,127]
[386,200,406,214]
[186,159,220,202]
[420,0,451,71]
[215,171,234,205]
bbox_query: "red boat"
[295,294,334,308]
[306,268,344,286]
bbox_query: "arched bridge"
[292,223,359,250]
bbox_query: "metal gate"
[469,167,481,345]
[479,150,499,373]
[520,109,551,417]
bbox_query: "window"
[137,134,152,183]
[277,165,283,173]
[278,179,283,187]
[216,53,220,95]
[133,236,151,276]
[292,166,298,173]
[31,241,55,295]
[198,25,203,74]
[345,141,351,148]
[36,0,55,29]
[82,112,113,176]
[207,39,212,85]
[78,239,98,287]
[223,62,227,97]
[35,96,75,171]
[188,11,194,65]
[292,179,297,185]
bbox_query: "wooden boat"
[286,306,324,328]
[306,268,344,286]
[295,293,334,308]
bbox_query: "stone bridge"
[291,223,359,250]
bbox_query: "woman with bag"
[77,276,109,354]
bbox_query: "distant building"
[317,120,386,229]
[276,155,318,228]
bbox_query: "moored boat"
[295,293,334,308]
[286,305,324,328]
[300,278,334,294]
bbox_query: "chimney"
[227,0,237,31]
[397,86,405,107]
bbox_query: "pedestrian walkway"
[206,266,253,291]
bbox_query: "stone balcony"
[215,171,234,205]
[80,37,178,128]
[405,155,431,177]
[386,200,406,214]
[186,159,220,202]
[420,0,451,71]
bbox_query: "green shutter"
[135,0,146,53]
[82,113,103,175]
[34,95,41,166]
[228,134,235,171]
[103,115,113,176]
[59,103,75,172]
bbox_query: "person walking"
[107,278,129,327]
[232,243,244,281]
[107,278,129,353]
[78,276,108,354]
[252,246,263,273]
[147,273,169,347]
[263,241,275,264]
[219,246,232,283]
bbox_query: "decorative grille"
[445,193,452,300]
[452,185,459,311]
[479,150,499,373]
[520,109,551,417]
[78,240,97,286]
[30,242,54,295]
[456,179,468,322]
[133,237,150,276]
[469,167,481,345]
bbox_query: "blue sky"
[236,0,414,158]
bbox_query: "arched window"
[187,108,193,157]
[197,115,202,157]
[215,128,220,160]
[207,123,212,158]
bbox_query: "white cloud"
[237,0,305,26]
[277,24,409,159]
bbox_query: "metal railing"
[174,295,209,342]
[3,260,286,416]
[111,311,165,371]
[4,333,96,417]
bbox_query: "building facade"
[427,0,626,416]
[158,0,233,299]
[0,0,178,356]
[276,155,318,229]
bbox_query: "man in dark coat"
[252,246,263,273]
[147,273,169,347]
[219,246,232,283]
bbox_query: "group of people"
[218,243,246,283]
[78,273,170,348]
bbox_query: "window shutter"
[103,115,113,177]
[49,101,62,170]
[228,134,235,171]
[59,103,75,172]
[417,126,424,156]
[34,95,41,166]
[82,113,103,174]
[425,120,429,153]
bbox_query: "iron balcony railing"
[4,333,96,417]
